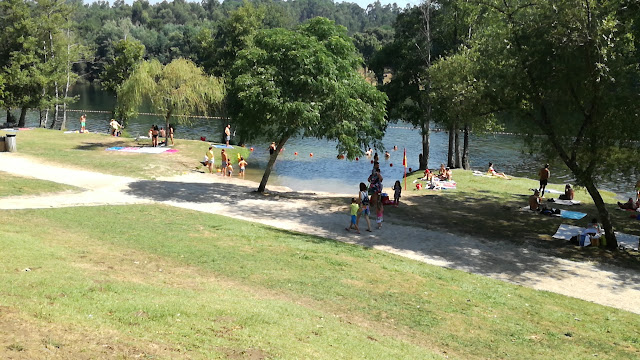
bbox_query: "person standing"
[392,180,402,207]
[220,149,228,176]
[356,182,372,232]
[109,119,120,136]
[238,157,248,179]
[224,124,231,146]
[345,198,360,234]
[538,164,550,197]
[205,146,215,174]
[79,114,86,133]
[168,125,174,146]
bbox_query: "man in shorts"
[538,163,550,197]
[220,149,228,177]
[224,124,231,146]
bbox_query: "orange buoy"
[310,153,313,157]
[409,167,412,172]
[294,152,298,156]
[250,147,254,151]
[390,163,393,167]
[355,157,359,161]
[370,160,373,164]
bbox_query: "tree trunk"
[454,126,461,168]
[18,106,28,127]
[462,124,470,170]
[582,179,617,248]
[447,124,455,168]
[60,28,71,131]
[39,109,47,128]
[258,135,289,193]
[419,118,430,170]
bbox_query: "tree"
[379,2,434,170]
[101,38,145,127]
[461,0,640,248]
[230,17,388,192]
[117,58,224,143]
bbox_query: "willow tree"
[117,58,225,142]
[230,17,388,193]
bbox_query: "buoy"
[294,152,298,156]
[355,157,359,161]
[310,153,313,157]
[409,167,412,172]
[390,163,393,167]
[250,147,254,151]
[217,168,221,172]
[280,148,284,152]
[370,160,373,164]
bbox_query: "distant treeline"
[72,0,402,81]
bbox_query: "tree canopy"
[230,17,388,192]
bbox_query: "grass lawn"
[0,128,250,179]
[1,205,638,359]
[0,172,79,197]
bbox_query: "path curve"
[1,152,638,314]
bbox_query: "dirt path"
[1,152,639,314]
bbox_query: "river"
[6,84,633,198]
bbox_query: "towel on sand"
[106,147,178,154]
[552,224,639,250]
[560,210,587,220]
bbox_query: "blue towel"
[212,144,234,149]
[560,210,587,220]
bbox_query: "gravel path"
[1,152,638,314]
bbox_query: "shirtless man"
[79,114,86,133]
[529,190,542,211]
[224,124,231,146]
[538,164,550,197]
[220,149,228,177]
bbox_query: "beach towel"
[550,199,581,206]
[213,144,234,149]
[472,170,492,178]
[106,147,178,154]
[553,224,639,250]
[530,188,563,195]
[560,210,587,220]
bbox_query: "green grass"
[0,172,78,197]
[0,205,638,359]
[384,170,640,265]
[0,128,250,179]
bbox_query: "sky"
[97,0,422,10]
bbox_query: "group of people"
[203,146,248,178]
[420,163,453,182]
[346,155,403,234]
[147,125,174,147]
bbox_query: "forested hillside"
[72,0,402,81]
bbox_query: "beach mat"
[560,210,587,220]
[212,144,234,149]
[106,147,178,154]
[553,224,639,250]
[551,199,581,206]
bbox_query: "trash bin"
[5,134,17,152]
[0,136,5,152]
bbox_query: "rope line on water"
[64,109,224,120]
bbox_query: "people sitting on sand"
[437,163,446,178]
[618,198,639,210]
[581,218,603,247]
[488,162,510,179]
[558,184,574,200]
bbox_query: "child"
[392,180,402,207]
[376,195,384,229]
[345,198,360,234]
[238,157,248,179]
[226,161,233,177]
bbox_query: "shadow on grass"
[75,140,131,151]
[122,178,640,293]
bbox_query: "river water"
[7,84,633,198]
